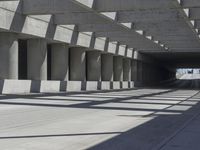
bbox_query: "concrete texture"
[0,84,200,150]
[137,61,143,82]
[101,54,113,81]
[113,56,123,81]
[0,80,134,94]
[131,60,138,82]
[69,48,86,81]
[27,39,47,80]
[0,33,18,79]
[86,51,101,81]
[123,58,131,81]
[51,44,69,81]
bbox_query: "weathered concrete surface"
[27,39,47,80]
[0,33,18,79]
[51,44,69,81]
[86,51,101,81]
[123,58,131,81]
[69,48,86,81]
[0,82,200,150]
[113,56,123,81]
[101,54,113,81]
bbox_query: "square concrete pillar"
[27,39,47,80]
[0,33,18,79]
[101,54,113,81]
[69,48,86,81]
[138,61,143,82]
[131,60,138,81]
[86,51,101,81]
[123,58,131,81]
[113,56,123,81]
[51,44,69,81]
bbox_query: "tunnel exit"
[176,69,200,80]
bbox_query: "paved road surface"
[0,76,200,149]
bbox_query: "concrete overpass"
[1,0,196,93]
[1,0,200,150]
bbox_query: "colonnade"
[0,33,175,92]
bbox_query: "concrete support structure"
[0,33,18,79]
[0,1,191,94]
[131,60,138,82]
[101,54,113,81]
[113,56,123,81]
[27,39,47,80]
[123,58,131,81]
[51,44,69,81]
[142,63,147,84]
[86,51,101,81]
[69,48,86,81]
[137,61,143,83]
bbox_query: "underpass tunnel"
[132,53,176,87]
[1,0,200,93]
[140,52,200,89]
[11,38,200,92]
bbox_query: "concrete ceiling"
[21,0,200,52]
[2,0,200,65]
[146,52,200,68]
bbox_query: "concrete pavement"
[0,79,200,149]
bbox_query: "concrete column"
[142,63,146,83]
[131,60,138,81]
[0,33,18,79]
[113,56,123,81]
[51,44,69,81]
[138,61,143,82]
[123,58,131,81]
[101,54,113,81]
[27,39,47,80]
[69,48,86,81]
[86,51,101,81]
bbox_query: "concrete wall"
[0,80,134,94]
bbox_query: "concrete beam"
[22,0,88,15]
[182,0,200,8]
[54,13,110,25]
[93,0,176,12]
[117,10,181,22]
[78,24,124,32]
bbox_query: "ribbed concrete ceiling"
[2,0,200,54]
